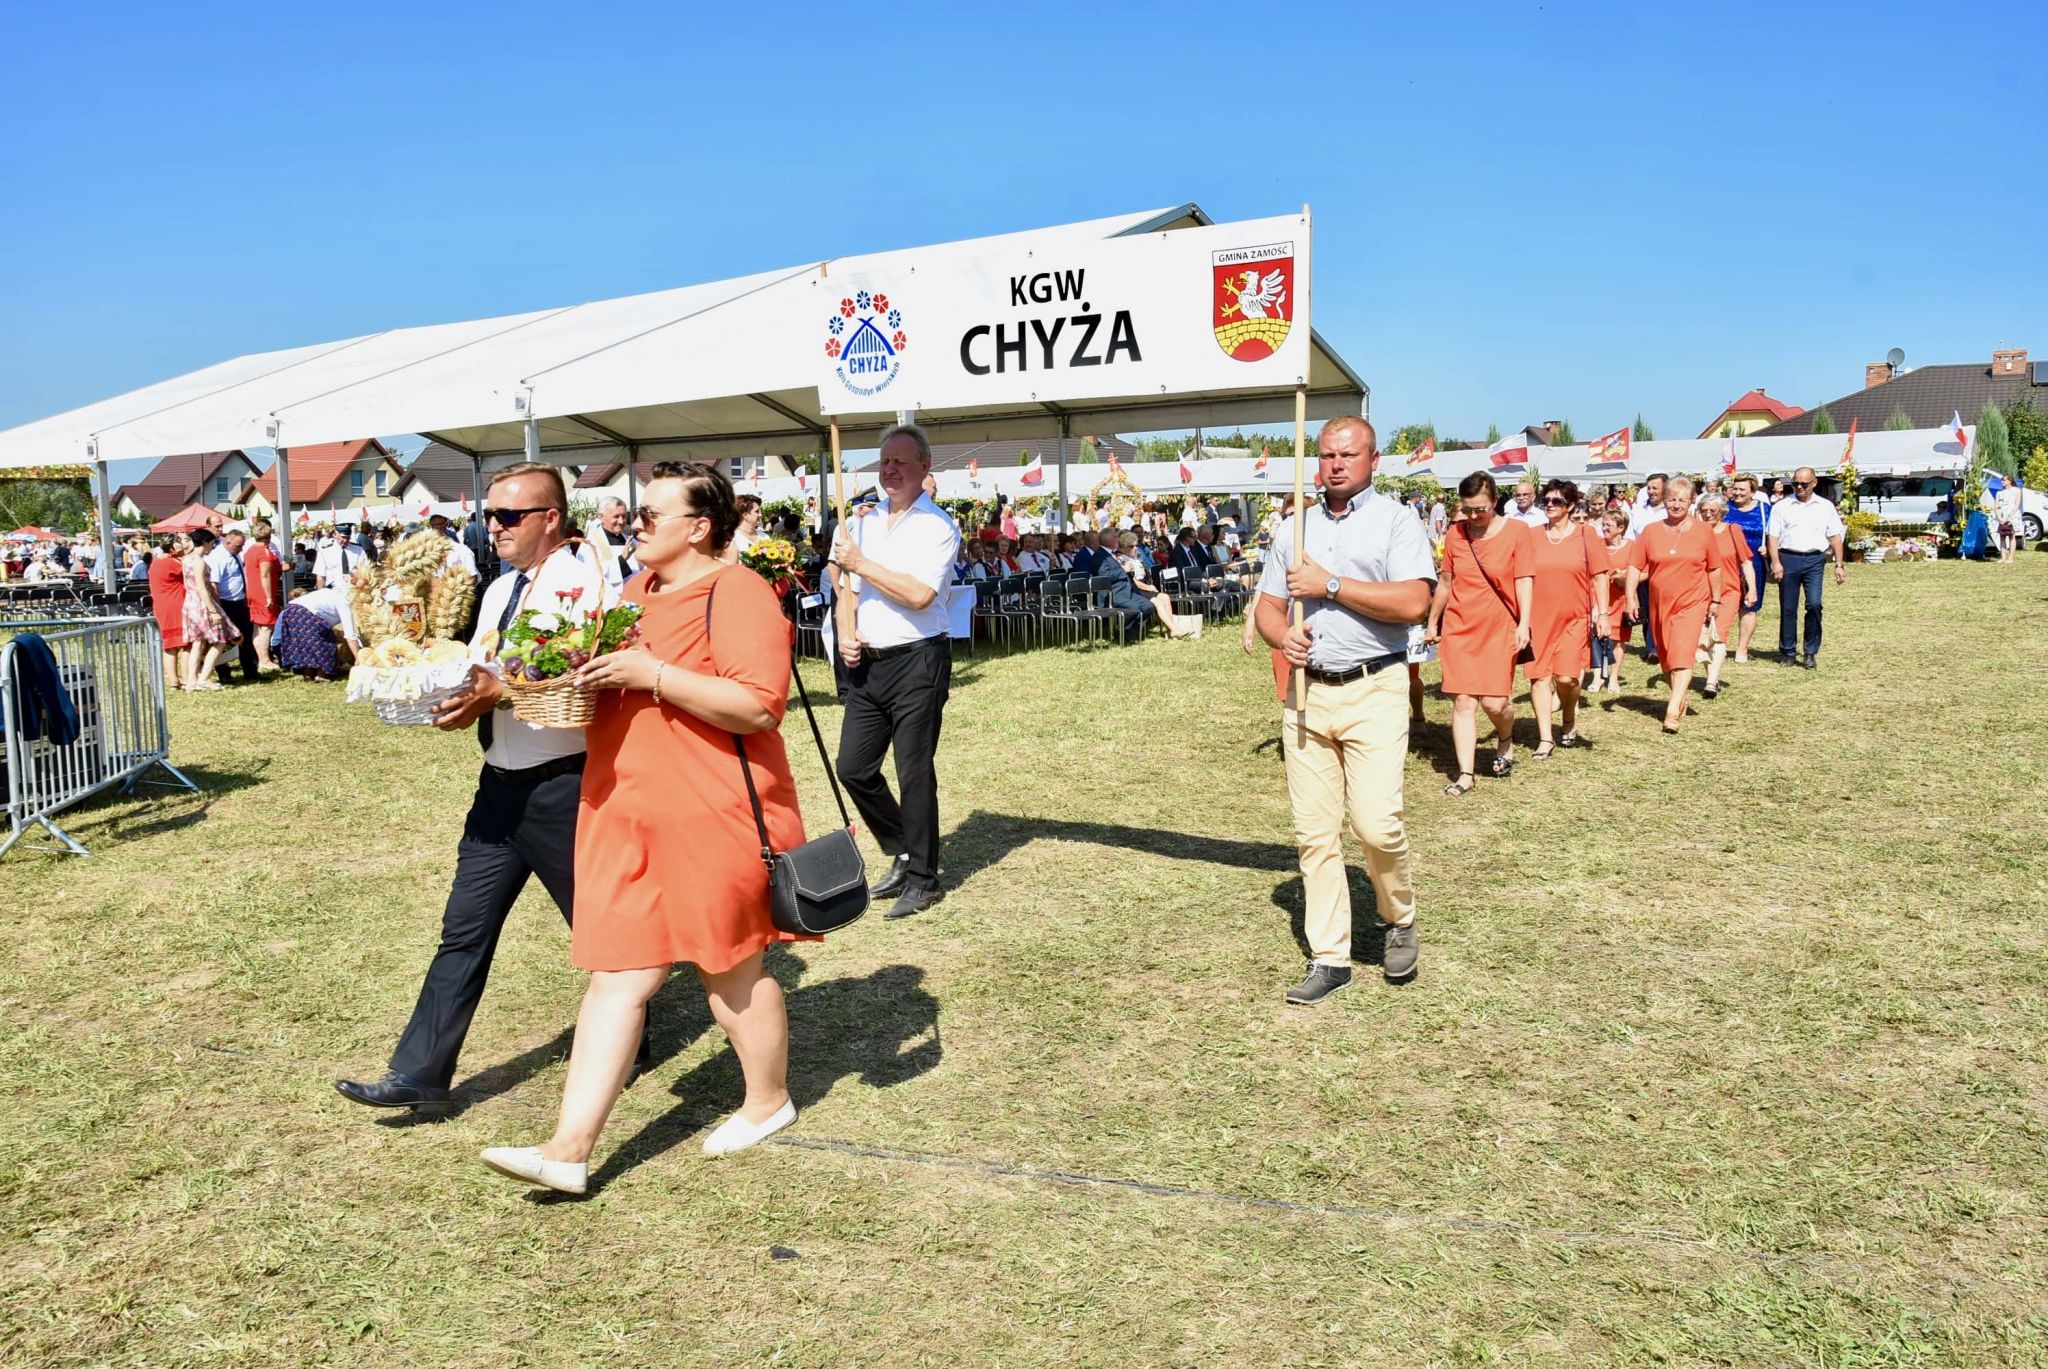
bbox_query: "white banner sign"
[814,212,1312,415]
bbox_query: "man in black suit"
[1169,528,1206,575]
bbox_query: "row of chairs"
[971,562,1255,654]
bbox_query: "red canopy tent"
[148,504,222,534]
[8,525,64,541]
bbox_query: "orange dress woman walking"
[1425,472,1534,793]
[1699,499,1755,699]
[1523,479,1612,755]
[1624,475,1718,733]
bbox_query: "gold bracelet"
[651,662,665,700]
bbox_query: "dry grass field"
[2,555,2045,1366]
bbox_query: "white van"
[1856,472,1957,527]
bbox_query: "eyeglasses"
[635,505,700,529]
[1792,481,1813,490]
[1540,495,1569,507]
[484,506,554,527]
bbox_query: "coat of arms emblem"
[1212,242,1294,362]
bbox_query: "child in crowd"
[1590,508,1632,693]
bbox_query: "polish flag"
[1951,409,1969,453]
[1486,434,1529,472]
[1406,437,1436,467]
[1721,434,1739,476]
[419,503,432,518]
[1837,417,1859,471]
[1020,455,1045,486]
[295,509,309,524]
[1178,452,1195,484]
[1253,445,1270,477]
[797,471,809,492]
[967,457,981,482]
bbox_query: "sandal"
[1558,731,1580,748]
[1530,743,1556,761]
[1443,773,1475,797]
[1489,752,1514,778]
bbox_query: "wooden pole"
[829,419,846,528]
[1291,382,1308,713]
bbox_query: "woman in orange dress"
[482,462,811,1196]
[1593,508,1632,693]
[1696,494,1755,701]
[1524,479,1611,758]
[1424,472,1533,795]
[1624,475,1721,734]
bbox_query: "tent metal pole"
[90,453,116,595]
[1056,416,1070,532]
[625,445,639,511]
[275,443,295,595]
[524,417,540,464]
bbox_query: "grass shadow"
[942,809,1297,889]
[69,759,272,843]
[1271,870,1387,968]
[581,956,940,1193]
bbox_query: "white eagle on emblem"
[1221,268,1288,321]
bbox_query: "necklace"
[1545,522,1573,544]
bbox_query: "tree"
[1078,436,1100,464]
[1632,413,1654,442]
[2002,400,2048,472]
[1810,407,1836,435]
[2023,445,2048,493]
[1484,422,1501,445]
[1976,402,2013,478]
[1721,423,1733,439]
[1387,421,1437,456]
[1884,407,1913,432]
[1552,419,1576,445]
[0,478,94,533]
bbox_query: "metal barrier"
[0,615,196,857]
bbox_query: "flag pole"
[830,419,846,527]
[1290,201,1314,715]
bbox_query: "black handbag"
[708,582,868,936]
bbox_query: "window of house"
[375,469,388,496]
[351,470,365,497]
[213,476,231,503]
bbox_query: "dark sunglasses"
[484,506,554,527]
[1541,495,1569,507]
[634,505,700,528]
[1792,481,1813,490]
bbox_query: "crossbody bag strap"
[707,580,776,867]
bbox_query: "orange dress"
[1705,523,1749,642]
[573,564,811,974]
[1601,539,1632,644]
[1626,519,1715,673]
[1439,518,1532,696]
[1526,522,1611,679]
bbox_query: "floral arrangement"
[496,588,643,683]
[740,537,801,594]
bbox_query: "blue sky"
[4,0,2041,487]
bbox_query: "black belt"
[862,634,949,662]
[485,753,586,786]
[1304,652,1406,686]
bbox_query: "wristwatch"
[1324,575,1342,599]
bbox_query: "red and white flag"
[749,467,761,490]
[1108,452,1126,477]
[419,503,432,518]
[1406,437,1436,467]
[1721,434,1739,476]
[1178,451,1195,484]
[1253,444,1270,477]
[1485,433,1529,471]
[295,509,309,524]
[1019,455,1045,487]
[1951,409,1969,453]
[797,471,809,492]
[1585,427,1630,472]
[967,457,981,481]
[458,494,469,513]
[1838,417,1859,471]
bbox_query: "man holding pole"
[829,423,961,921]
[1255,417,1436,1004]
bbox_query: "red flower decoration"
[825,338,841,358]
[892,330,908,351]
[839,298,855,318]
[871,293,889,314]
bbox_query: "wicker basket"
[345,657,485,727]
[504,673,598,728]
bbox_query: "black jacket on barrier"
[8,634,80,746]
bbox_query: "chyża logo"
[826,290,907,399]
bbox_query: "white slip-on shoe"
[702,1100,797,1156]
[481,1145,588,1195]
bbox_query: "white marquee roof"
[0,204,1367,470]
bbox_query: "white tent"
[0,202,1366,590]
[1406,426,1973,485]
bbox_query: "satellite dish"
[1886,346,1905,368]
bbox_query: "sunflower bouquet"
[739,536,801,595]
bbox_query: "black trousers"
[836,636,950,886]
[216,598,258,682]
[389,761,581,1090]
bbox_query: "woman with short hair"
[1523,478,1611,757]
[482,461,812,1195]
[1697,493,1756,699]
[1624,475,1719,733]
[1424,471,1534,795]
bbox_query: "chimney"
[1992,347,2028,377]
[1865,362,1893,388]
[1543,419,1561,442]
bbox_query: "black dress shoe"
[884,882,943,920]
[870,854,912,899]
[335,1070,449,1109]
[1799,653,1817,670]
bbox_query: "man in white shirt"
[314,528,363,588]
[590,496,635,589]
[1509,482,1547,526]
[829,423,961,920]
[1765,465,1847,669]
[204,528,258,683]
[1017,534,1053,575]
[430,514,479,578]
[337,462,643,1109]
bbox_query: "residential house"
[1698,389,1805,439]
[111,450,263,522]
[391,441,479,504]
[234,439,407,520]
[572,453,799,505]
[1756,347,2046,436]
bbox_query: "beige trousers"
[1282,666,1417,965]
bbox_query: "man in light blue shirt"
[1255,416,1437,1005]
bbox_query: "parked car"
[1858,473,1957,528]
[2016,485,2046,542]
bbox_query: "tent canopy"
[149,503,222,534]
[0,204,1367,470]
[1414,425,1972,484]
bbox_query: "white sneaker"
[481,1145,587,1194]
[702,1100,797,1156]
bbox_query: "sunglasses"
[484,506,554,527]
[1540,495,1569,507]
[634,505,701,528]
[1792,481,1813,490]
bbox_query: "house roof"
[247,439,392,505]
[394,441,477,499]
[1698,389,1804,437]
[133,450,253,502]
[113,481,204,520]
[1757,363,2046,437]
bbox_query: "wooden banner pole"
[1291,382,1308,714]
[829,419,846,528]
